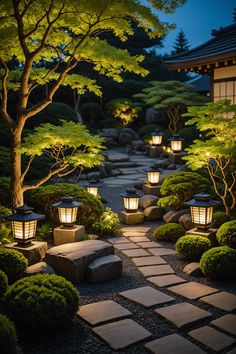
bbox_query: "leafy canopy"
[106,98,140,126]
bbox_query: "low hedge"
[0,269,8,298]
[216,220,236,249]
[211,211,231,228]
[153,223,185,242]
[0,248,28,282]
[176,235,211,261]
[92,207,120,236]
[3,274,80,332]
[0,314,17,354]
[200,246,236,279]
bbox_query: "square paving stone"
[107,237,130,244]
[119,286,174,307]
[114,242,139,250]
[139,265,175,277]
[122,249,149,257]
[129,236,149,243]
[188,326,235,352]
[132,256,167,267]
[93,318,151,350]
[200,291,236,311]
[168,282,219,300]
[78,300,131,325]
[123,232,147,238]
[145,334,207,354]
[155,302,212,328]
[211,314,236,336]
[137,241,161,249]
[121,226,150,233]
[147,274,187,287]
[149,248,177,256]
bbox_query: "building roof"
[164,23,236,72]
[187,75,210,93]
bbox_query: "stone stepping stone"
[200,291,236,311]
[139,265,175,277]
[107,237,130,244]
[188,325,235,352]
[145,334,207,354]
[123,232,147,238]
[103,179,133,185]
[129,236,149,243]
[168,282,219,300]
[132,256,167,267]
[122,249,149,257]
[119,286,174,307]
[156,302,212,328]
[211,314,236,336]
[86,254,122,283]
[114,243,139,250]
[147,274,187,287]
[78,300,131,325]
[149,248,177,256]
[120,226,150,233]
[137,241,161,249]
[93,319,151,350]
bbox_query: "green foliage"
[0,178,11,207]
[152,223,185,242]
[0,248,28,282]
[216,220,236,249]
[0,224,12,246]
[177,126,199,146]
[3,274,80,332]
[92,208,120,236]
[211,211,231,228]
[200,246,236,279]
[28,183,104,230]
[35,223,53,243]
[138,124,162,137]
[176,235,211,261]
[172,29,189,54]
[157,195,181,211]
[0,270,8,298]
[0,314,17,354]
[159,171,210,210]
[79,102,103,126]
[106,98,140,126]
[0,206,11,223]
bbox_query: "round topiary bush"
[0,269,8,298]
[0,248,28,282]
[211,211,231,228]
[176,235,211,261]
[92,207,120,236]
[152,223,185,242]
[0,314,17,354]
[3,274,80,332]
[200,246,236,279]
[216,220,236,249]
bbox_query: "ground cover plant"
[153,223,185,242]
[176,235,211,261]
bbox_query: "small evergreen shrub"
[0,224,12,245]
[216,220,236,249]
[211,211,231,228]
[0,248,28,282]
[0,314,17,354]
[157,195,181,211]
[35,223,53,242]
[200,246,236,279]
[3,274,80,332]
[0,270,8,298]
[153,223,185,242]
[92,207,120,236]
[0,205,11,222]
[176,235,211,261]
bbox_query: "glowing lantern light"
[168,134,184,153]
[52,196,81,228]
[121,189,141,213]
[146,166,160,186]
[85,180,101,197]
[150,129,164,146]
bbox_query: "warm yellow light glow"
[147,171,160,185]
[171,140,182,152]
[152,135,162,145]
[166,147,172,153]
[58,207,78,224]
[12,220,37,240]
[190,206,213,226]
[87,186,99,196]
[124,197,139,211]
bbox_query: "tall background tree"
[0,0,186,207]
[172,29,190,54]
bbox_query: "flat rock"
[144,206,164,221]
[107,237,130,244]
[86,254,122,283]
[137,241,161,248]
[119,286,174,307]
[78,300,131,325]
[156,302,212,328]
[211,314,236,336]
[25,261,56,275]
[45,240,113,283]
[139,265,175,277]
[145,334,207,354]
[200,291,236,311]
[183,262,202,276]
[147,274,187,287]
[168,282,219,300]
[189,326,235,352]
[93,319,151,350]
[139,195,159,209]
[114,242,138,250]
[106,152,129,162]
[129,236,149,243]
[120,226,150,233]
[132,256,167,266]
[149,248,177,256]
[122,249,149,257]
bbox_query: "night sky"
[156,0,235,55]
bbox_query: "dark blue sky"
[157,0,235,55]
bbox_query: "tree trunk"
[11,126,24,208]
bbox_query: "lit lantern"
[168,134,184,153]
[52,195,81,228]
[146,166,160,186]
[150,129,164,146]
[85,180,101,197]
[121,189,141,213]
[185,193,220,231]
[5,205,45,246]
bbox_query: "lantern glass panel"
[190,206,213,227]
[152,135,162,145]
[12,220,37,241]
[171,140,182,152]
[87,186,99,196]
[58,207,78,224]
[124,197,139,211]
[147,171,160,185]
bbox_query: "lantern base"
[149,146,163,157]
[143,183,161,197]
[186,227,217,238]
[120,211,144,225]
[53,224,85,246]
[169,152,186,165]
[4,241,48,265]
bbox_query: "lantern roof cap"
[168,134,184,141]
[146,165,161,172]
[5,204,45,222]
[120,188,142,198]
[52,195,82,208]
[84,179,102,187]
[151,129,164,136]
[185,193,220,207]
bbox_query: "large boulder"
[25,262,56,275]
[144,206,164,221]
[131,140,146,151]
[45,240,114,283]
[99,128,119,139]
[120,127,139,140]
[164,209,190,223]
[179,214,194,230]
[86,254,122,283]
[139,195,159,209]
[118,132,133,146]
[163,211,176,223]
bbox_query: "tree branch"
[0,59,14,127]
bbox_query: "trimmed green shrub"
[153,223,185,242]
[200,246,236,279]
[0,224,12,245]
[0,270,8,298]
[0,177,11,207]
[157,195,181,211]
[92,207,120,236]
[0,205,11,222]
[0,314,17,354]
[0,248,28,282]
[3,274,80,332]
[176,235,211,261]
[35,223,53,243]
[28,183,104,231]
[211,211,231,228]
[216,220,236,249]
